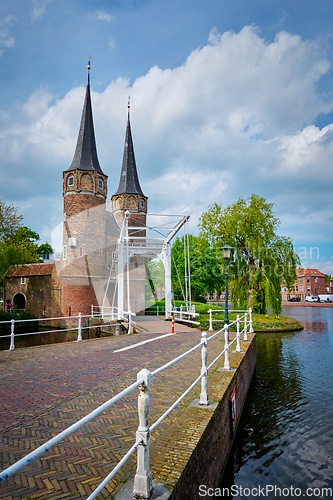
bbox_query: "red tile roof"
[7,263,54,277]
[297,268,325,277]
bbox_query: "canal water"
[221,305,333,498]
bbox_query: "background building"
[281,268,326,301]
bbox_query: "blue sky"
[1,0,333,274]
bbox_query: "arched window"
[141,199,145,208]
[98,179,103,189]
[68,176,74,186]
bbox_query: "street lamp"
[222,242,233,325]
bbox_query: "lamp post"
[222,242,233,325]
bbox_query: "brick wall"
[61,278,97,320]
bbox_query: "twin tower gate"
[116,211,189,320]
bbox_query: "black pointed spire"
[67,75,104,174]
[114,111,145,196]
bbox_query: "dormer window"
[68,176,74,186]
[98,179,103,189]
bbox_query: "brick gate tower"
[111,104,148,314]
[111,105,148,233]
[61,68,108,319]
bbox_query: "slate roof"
[67,76,105,174]
[7,263,54,277]
[113,113,145,197]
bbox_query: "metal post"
[117,240,124,321]
[171,316,175,334]
[91,304,94,318]
[208,309,213,331]
[9,319,15,351]
[163,243,172,320]
[77,313,82,342]
[236,315,241,352]
[225,260,229,325]
[133,369,153,500]
[249,307,254,333]
[224,324,230,370]
[180,304,183,320]
[199,332,208,405]
[157,305,159,317]
[244,313,248,341]
[128,314,132,334]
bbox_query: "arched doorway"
[13,293,26,311]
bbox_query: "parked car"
[318,294,333,303]
[305,296,320,302]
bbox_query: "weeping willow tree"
[199,194,300,314]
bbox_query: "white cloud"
[0,15,16,54]
[95,11,113,23]
[1,25,333,262]
[108,38,116,50]
[31,0,53,22]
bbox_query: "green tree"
[0,200,53,289]
[199,194,300,314]
[146,258,165,301]
[171,234,224,303]
[0,200,23,241]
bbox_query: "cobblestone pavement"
[0,321,234,500]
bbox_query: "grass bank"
[146,300,303,332]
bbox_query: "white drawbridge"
[115,211,190,320]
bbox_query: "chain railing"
[0,310,253,499]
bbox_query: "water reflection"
[221,306,333,497]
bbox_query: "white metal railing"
[0,314,87,351]
[207,308,254,334]
[0,311,253,499]
[91,305,118,321]
[0,309,135,351]
[90,305,136,332]
[168,304,200,325]
[145,305,166,316]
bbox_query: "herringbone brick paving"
[0,322,236,499]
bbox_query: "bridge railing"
[167,305,200,325]
[145,305,166,316]
[90,305,136,331]
[0,310,253,499]
[0,308,135,351]
[207,307,254,334]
